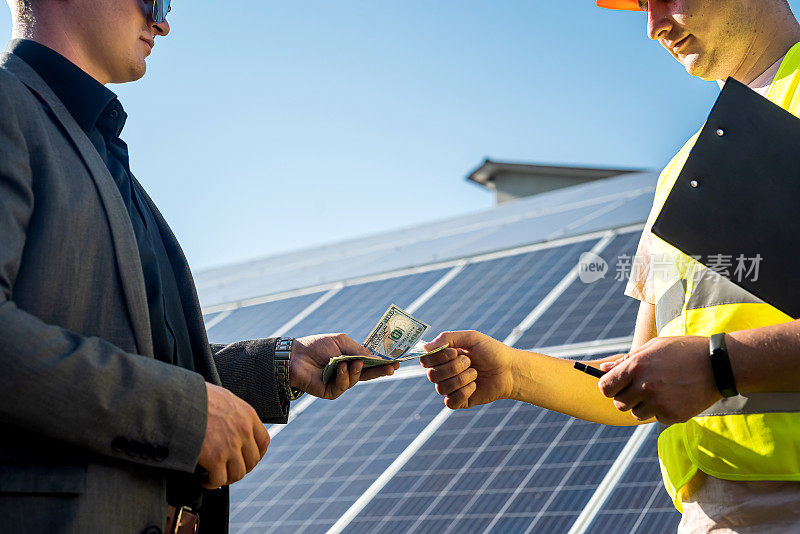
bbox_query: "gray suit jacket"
[0,52,287,533]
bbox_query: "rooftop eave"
[467,159,644,189]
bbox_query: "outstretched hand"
[421,331,516,409]
[290,333,400,400]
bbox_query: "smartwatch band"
[709,333,738,398]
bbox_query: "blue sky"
[4,1,799,271]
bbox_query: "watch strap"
[709,333,738,398]
[274,338,304,402]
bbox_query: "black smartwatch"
[709,333,738,398]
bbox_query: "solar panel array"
[195,172,656,307]
[515,231,641,350]
[229,376,444,533]
[346,399,635,534]
[207,291,325,344]
[413,239,599,342]
[282,268,449,341]
[587,427,681,533]
[204,226,678,533]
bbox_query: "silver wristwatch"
[274,338,304,402]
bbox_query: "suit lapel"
[131,178,222,384]
[1,53,154,358]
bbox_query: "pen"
[573,361,607,379]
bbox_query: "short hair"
[7,0,35,28]
[8,0,33,17]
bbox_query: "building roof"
[466,159,642,189]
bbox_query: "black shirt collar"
[8,38,119,134]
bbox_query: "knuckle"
[429,365,445,380]
[210,449,227,465]
[235,418,251,436]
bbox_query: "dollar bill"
[321,305,446,384]
[363,304,430,358]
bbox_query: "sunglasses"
[152,0,171,24]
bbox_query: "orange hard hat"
[596,0,641,10]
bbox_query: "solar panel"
[207,291,325,344]
[281,269,449,341]
[228,375,445,533]
[586,426,680,533]
[413,238,600,343]
[515,231,641,350]
[345,397,636,533]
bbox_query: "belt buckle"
[167,505,199,534]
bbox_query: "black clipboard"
[652,77,800,319]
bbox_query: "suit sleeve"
[0,75,207,474]
[210,339,289,424]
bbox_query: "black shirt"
[10,38,196,373]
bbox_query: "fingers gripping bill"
[321,304,447,384]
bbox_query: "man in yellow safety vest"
[421,1,800,531]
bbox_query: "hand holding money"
[291,333,399,400]
[321,305,448,384]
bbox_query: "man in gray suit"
[0,0,399,532]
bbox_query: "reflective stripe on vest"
[656,270,764,332]
[648,41,800,513]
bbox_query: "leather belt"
[166,505,199,534]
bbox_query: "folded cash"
[321,344,448,384]
[322,304,447,384]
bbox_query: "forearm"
[727,319,800,394]
[210,339,288,424]
[510,349,646,426]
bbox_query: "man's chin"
[105,57,148,84]
[681,55,718,81]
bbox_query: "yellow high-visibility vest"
[649,41,800,512]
